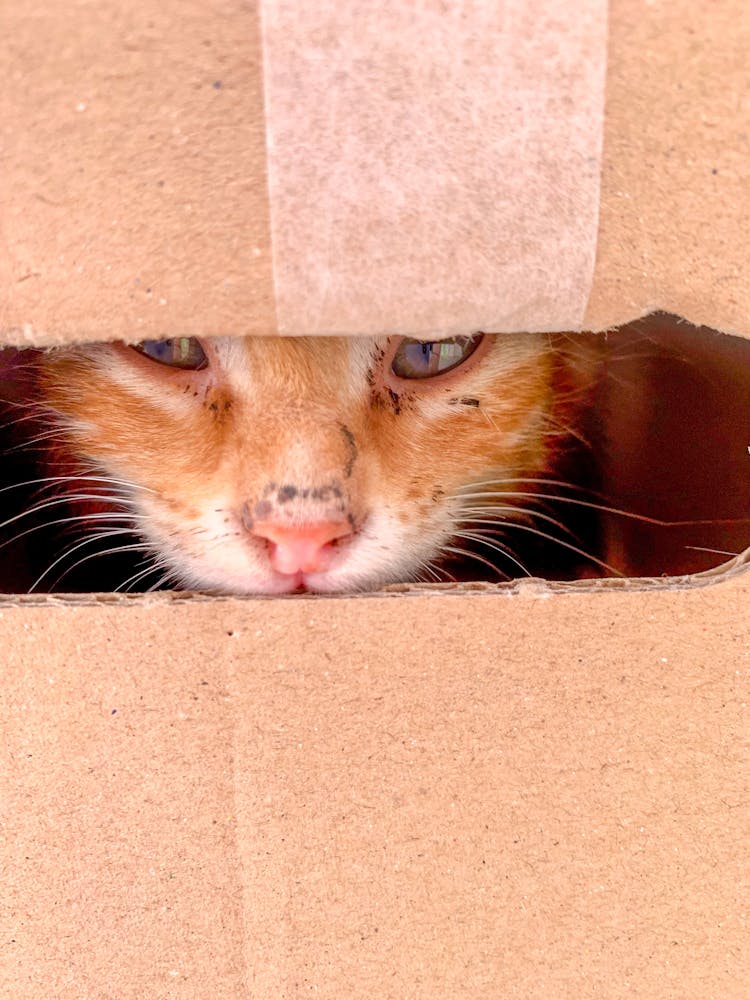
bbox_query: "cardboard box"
[2,2,749,997]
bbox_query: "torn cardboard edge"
[2,0,750,595]
[1,545,747,608]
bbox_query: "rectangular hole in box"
[0,313,748,599]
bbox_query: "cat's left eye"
[132,337,208,371]
[391,334,484,379]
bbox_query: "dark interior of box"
[0,313,748,594]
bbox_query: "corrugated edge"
[1,549,747,609]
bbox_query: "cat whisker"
[457,489,750,529]
[683,545,741,557]
[116,560,164,594]
[44,539,154,593]
[0,473,155,497]
[145,569,182,594]
[414,558,448,584]
[497,520,622,576]
[441,544,514,581]
[0,405,52,433]
[543,418,593,449]
[0,511,143,553]
[28,530,145,592]
[3,430,82,453]
[456,475,605,502]
[0,493,137,534]
[480,408,501,434]
[457,506,581,541]
[451,530,532,577]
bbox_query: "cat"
[0,332,603,594]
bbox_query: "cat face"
[37,333,576,593]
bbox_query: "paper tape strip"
[260,0,607,337]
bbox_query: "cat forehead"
[211,336,379,399]
[212,335,375,370]
[208,334,544,380]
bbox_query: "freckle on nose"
[254,499,273,521]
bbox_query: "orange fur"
[35,334,596,593]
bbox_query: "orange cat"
[30,333,597,593]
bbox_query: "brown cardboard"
[3,0,750,343]
[584,0,750,334]
[2,2,750,997]
[3,580,749,998]
[0,0,276,344]
[597,316,750,576]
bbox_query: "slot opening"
[0,313,748,596]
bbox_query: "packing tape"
[260,0,608,337]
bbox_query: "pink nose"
[252,520,352,575]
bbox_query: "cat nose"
[252,520,352,575]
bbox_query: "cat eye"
[132,337,208,371]
[390,334,484,379]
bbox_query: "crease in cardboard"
[176,586,750,996]
[3,588,748,997]
[260,0,608,337]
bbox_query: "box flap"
[4,578,748,996]
[3,1,750,342]
[0,0,276,345]
[585,0,750,335]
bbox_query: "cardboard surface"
[0,0,276,344]
[2,3,750,997]
[3,0,750,342]
[584,0,750,334]
[3,580,748,998]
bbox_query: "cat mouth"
[275,570,306,593]
[161,508,410,594]
[272,569,339,595]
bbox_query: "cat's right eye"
[132,337,208,371]
[390,334,484,380]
